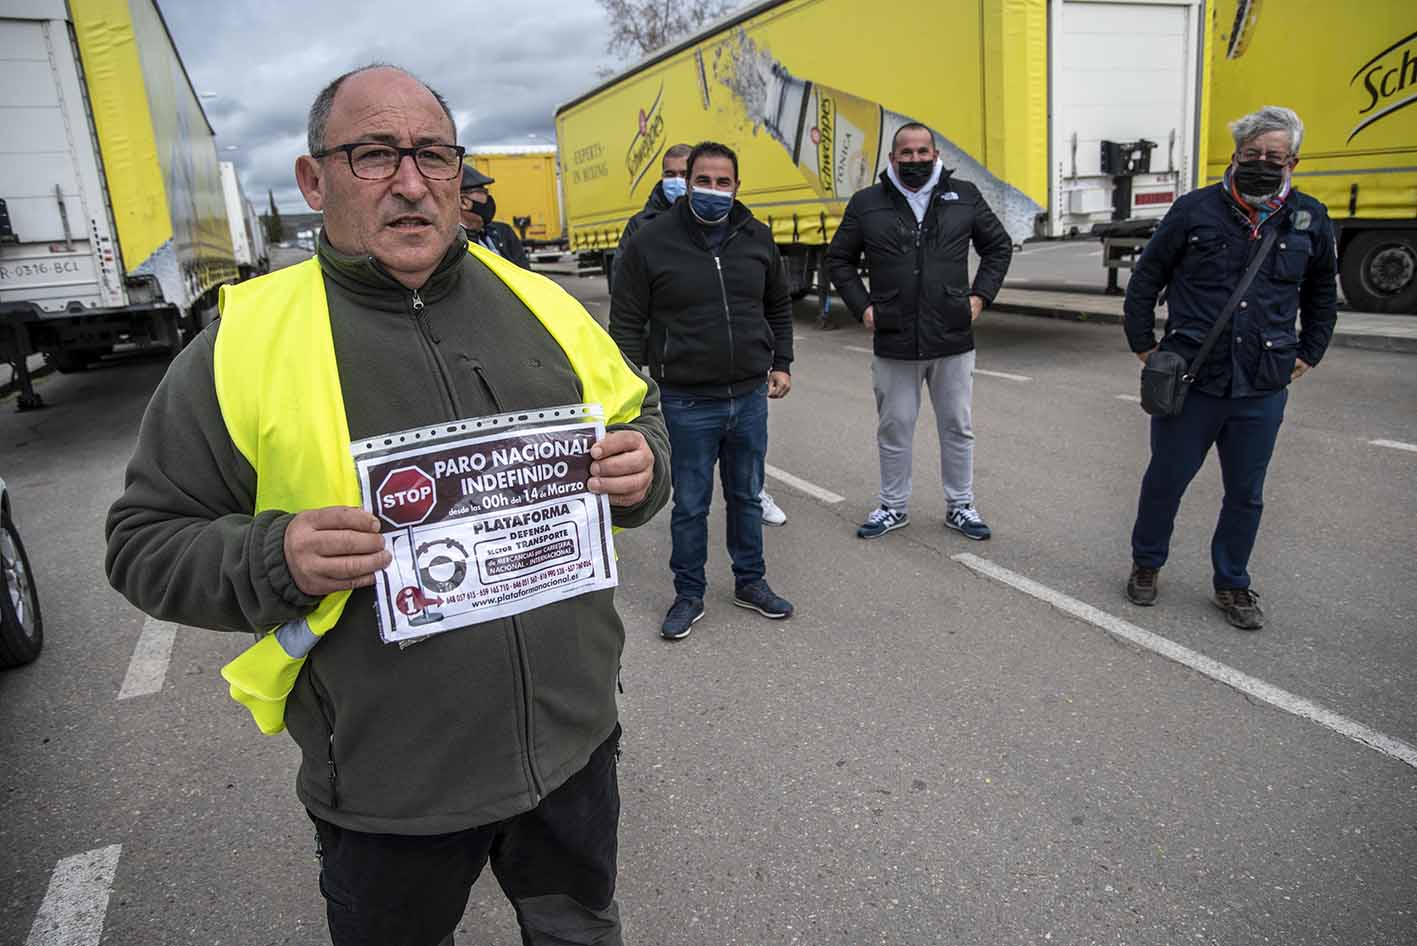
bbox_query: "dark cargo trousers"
[312,727,623,946]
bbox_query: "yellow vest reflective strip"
[213,243,648,734]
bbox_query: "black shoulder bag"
[1139,227,1277,418]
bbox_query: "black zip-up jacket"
[106,234,670,835]
[1124,183,1337,397]
[609,199,793,397]
[470,220,529,269]
[827,170,1013,360]
[608,181,676,293]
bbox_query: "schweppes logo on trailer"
[1349,29,1417,143]
[625,83,667,195]
[816,96,836,197]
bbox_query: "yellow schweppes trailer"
[556,0,1213,311]
[1208,0,1417,313]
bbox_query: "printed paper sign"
[352,404,617,643]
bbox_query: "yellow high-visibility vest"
[213,243,648,734]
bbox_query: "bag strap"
[1184,227,1279,382]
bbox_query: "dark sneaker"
[945,503,992,540]
[660,597,704,640]
[1126,564,1160,606]
[857,506,909,539]
[733,580,793,619]
[1213,588,1264,630]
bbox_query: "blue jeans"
[1131,387,1288,590]
[661,385,768,599]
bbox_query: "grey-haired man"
[1123,106,1337,629]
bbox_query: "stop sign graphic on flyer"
[376,465,437,528]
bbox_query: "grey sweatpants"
[872,351,975,512]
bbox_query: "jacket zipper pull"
[410,289,441,342]
[327,734,339,808]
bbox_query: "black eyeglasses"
[1237,147,1293,165]
[312,142,467,181]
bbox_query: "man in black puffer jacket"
[610,141,795,641]
[828,123,1012,543]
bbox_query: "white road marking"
[764,464,845,505]
[1018,240,1082,254]
[952,553,1417,771]
[117,616,177,700]
[974,369,1032,382]
[26,844,122,946]
[1370,439,1417,454]
[1116,393,1142,403]
[845,345,875,354]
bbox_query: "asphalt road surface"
[2,272,1413,946]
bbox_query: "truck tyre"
[0,510,43,668]
[1339,230,1417,314]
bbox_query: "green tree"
[596,0,738,61]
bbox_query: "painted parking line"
[1370,439,1417,453]
[764,463,845,505]
[974,369,1032,382]
[952,553,1417,771]
[1116,393,1141,403]
[26,844,122,946]
[117,616,177,700]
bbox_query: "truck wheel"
[1340,230,1417,314]
[0,511,43,668]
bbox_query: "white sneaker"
[759,489,787,526]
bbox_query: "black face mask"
[464,193,496,227]
[897,160,934,189]
[1233,159,1286,199]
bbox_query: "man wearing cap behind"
[460,164,530,269]
[106,64,669,946]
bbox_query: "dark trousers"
[1131,387,1288,590]
[312,728,622,946]
[661,385,768,599]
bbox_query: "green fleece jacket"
[105,233,671,834]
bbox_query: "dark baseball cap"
[461,165,494,190]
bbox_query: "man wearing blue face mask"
[610,141,795,641]
[613,142,791,529]
[609,143,692,295]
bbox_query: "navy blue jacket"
[1124,183,1338,397]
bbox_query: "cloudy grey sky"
[161,0,626,212]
